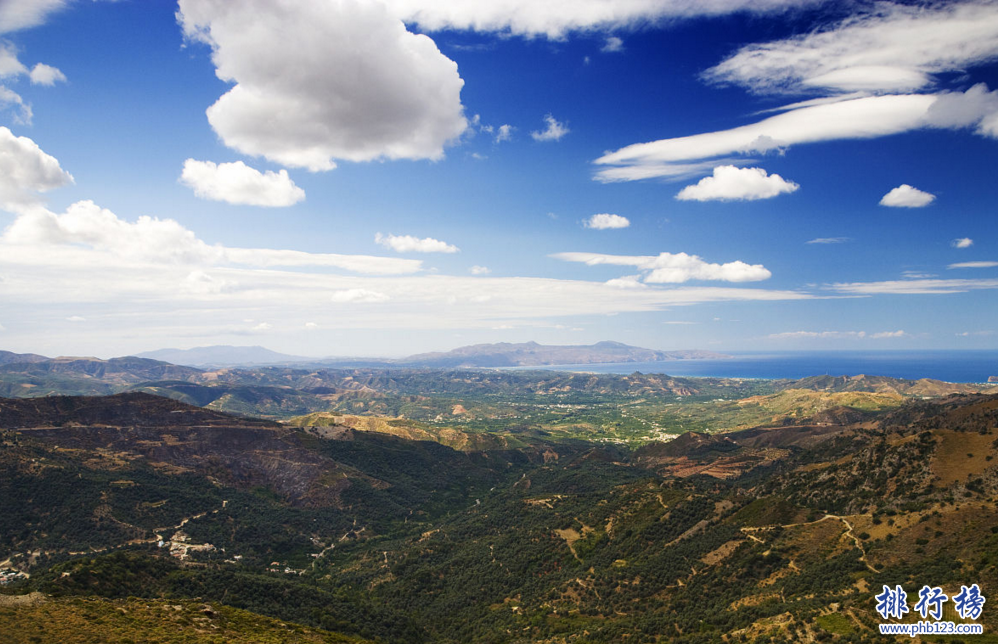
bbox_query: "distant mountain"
[135,345,314,367]
[0,356,203,386]
[0,350,49,365]
[785,373,985,396]
[401,341,731,368]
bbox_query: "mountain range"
[128,341,730,368]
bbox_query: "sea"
[510,351,998,384]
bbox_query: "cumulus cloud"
[806,237,849,244]
[382,0,822,39]
[0,127,74,211]
[470,265,490,275]
[176,0,467,171]
[2,200,423,275]
[553,251,771,284]
[330,288,390,303]
[952,238,974,249]
[594,87,998,182]
[675,165,798,201]
[531,114,569,142]
[180,159,305,207]
[705,2,998,95]
[584,213,630,229]
[28,62,65,85]
[601,36,624,53]
[375,233,459,254]
[879,184,936,208]
[948,261,998,269]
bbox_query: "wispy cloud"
[828,278,998,295]
[601,36,624,53]
[704,1,998,95]
[769,329,907,340]
[381,0,821,39]
[594,86,998,182]
[806,237,850,245]
[952,238,974,249]
[531,114,569,142]
[494,124,514,143]
[948,261,998,269]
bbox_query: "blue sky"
[0,0,996,358]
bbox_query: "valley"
[0,353,996,642]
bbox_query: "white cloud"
[0,42,26,77]
[0,127,74,211]
[768,329,906,340]
[948,261,998,269]
[952,238,974,249]
[956,330,994,337]
[494,124,514,143]
[382,0,822,39]
[470,265,490,275]
[304,322,318,329]
[901,270,935,279]
[870,330,908,339]
[0,86,30,124]
[553,251,771,283]
[584,213,630,229]
[531,114,569,142]
[705,2,998,95]
[180,159,305,207]
[2,200,423,275]
[0,0,68,34]
[879,184,936,208]
[330,288,390,303]
[676,165,798,201]
[601,36,624,53]
[806,237,849,244]
[0,322,6,332]
[28,62,65,85]
[375,232,459,254]
[605,275,646,289]
[176,0,467,171]
[829,278,998,295]
[594,87,998,182]
[66,315,85,323]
